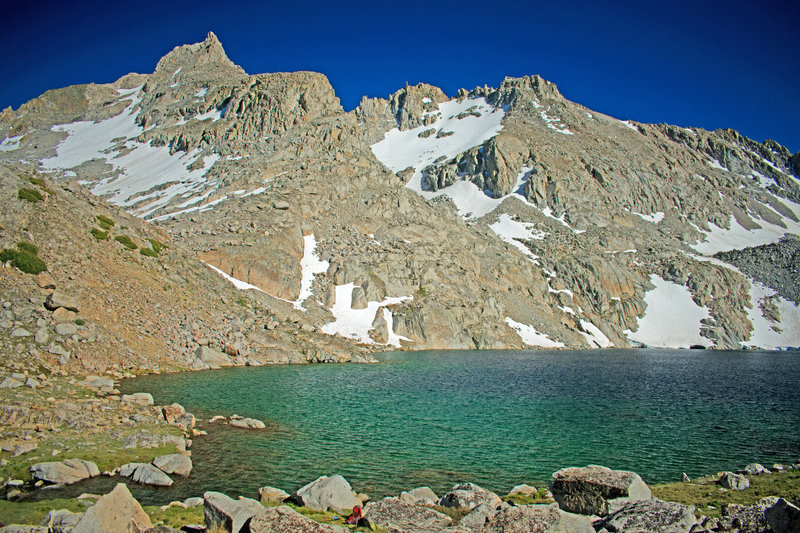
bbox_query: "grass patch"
[17,188,43,203]
[96,215,115,230]
[416,286,427,297]
[90,228,108,240]
[0,498,85,525]
[27,176,45,187]
[114,235,137,250]
[0,243,46,274]
[503,487,554,506]
[651,469,800,517]
[74,319,85,326]
[144,504,204,529]
[147,238,167,254]
[140,248,158,258]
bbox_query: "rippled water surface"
[59,349,800,504]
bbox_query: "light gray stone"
[599,498,697,532]
[195,346,233,369]
[54,323,78,336]
[438,482,502,511]
[0,377,23,388]
[483,503,594,533]
[11,328,31,337]
[72,483,152,533]
[45,291,79,312]
[719,471,750,490]
[152,454,192,476]
[203,491,264,533]
[30,459,99,485]
[121,392,154,405]
[398,486,438,506]
[294,474,362,512]
[258,486,290,503]
[40,509,83,532]
[363,497,452,531]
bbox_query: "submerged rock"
[118,462,174,486]
[152,454,192,476]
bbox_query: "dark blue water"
[48,349,800,504]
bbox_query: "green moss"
[503,487,554,505]
[140,247,158,258]
[417,286,427,297]
[96,214,115,230]
[651,469,800,517]
[90,228,109,240]
[114,235,137,250]
[27,176,45,187]
[74,319,85,326]
[17,187,43,203]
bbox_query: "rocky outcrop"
[438,482,502,511]
[152,453,192,476]
[363,497,453,531]
[719,471,750,490]
[119,462,174,486]
[597,498,697,532]
[483,503,594,533]
[249,506,348,533]
[293,475,362,512]
[549,465,651,515]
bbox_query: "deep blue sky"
[2,0,798,152]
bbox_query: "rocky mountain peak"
[153,30,245,82]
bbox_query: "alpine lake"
[43,349,800,505]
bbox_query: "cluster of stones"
[3,464,800,532]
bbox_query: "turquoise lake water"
[51,349,800,504]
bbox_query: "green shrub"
[16,241,38,255]
[18,188,43,202]
[114,235,137,250]
[96,215,115,230]
[140,247,158,257]
[28,177,45,187]
[90,228,109,240]
[147,238,167,253]
[0,248,46,274]
[74,319,85,326]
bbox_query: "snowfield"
[41,87,221,219]
[321,283,412,347]
[505,317,564,348]
[626,275,711,348]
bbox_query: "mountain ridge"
[0,32,798,375]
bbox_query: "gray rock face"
[119,462,174,486]
[483,503,594,533]
[121,392,154,405]
[398,486,438,506]
[598,498,697,532]
[549,465,651,515]
[203,491,264,533]
[765,498,800,533]
[72,483,152,533]
[152,454,192,476]
[195,345,233,369]
[438,482,502,511]
[80,375,115,392]
[249,505,348,533]
[719,471,750,490]
[30,459,100,485]
[460,502,503,530]
[294,474,362,512]
[363,497,452,531]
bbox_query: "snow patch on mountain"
[626,275,711,348]
[203,262,265,292]
[321,284,412,346]
[490,214,545,261]
[579,320,613,348]
[41,87,221,219]
[691,200,800,255]
[370,96,504,192]
[505,317,564,348]
[0,135,23,151]
[742,280,800,350]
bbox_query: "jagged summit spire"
[153,31,246,79]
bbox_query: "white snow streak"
[0,135,23,151]
[203,262,265,292]
[632,211,665,224]
[505,317,564,348]
[489,214,545,261]
[579,320,613,348]
[741,281,800,350]
[294,235,329,310]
